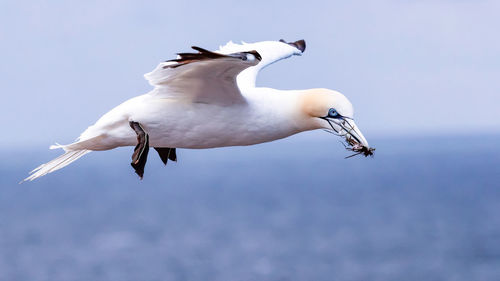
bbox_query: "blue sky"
[1,0,499,146]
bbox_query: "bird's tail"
[22,145,91,183]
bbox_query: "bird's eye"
[328,108,340,118]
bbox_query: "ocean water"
[0,134,499,281]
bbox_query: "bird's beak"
[322,117,375,157]
[345,119,369,148]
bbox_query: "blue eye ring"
[328,108,340,118]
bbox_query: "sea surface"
[0,134,499,281]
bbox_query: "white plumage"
[24,39,373,182]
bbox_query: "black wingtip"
[279,39,306,53]
[291,39,306,53]
[191,46,208,53]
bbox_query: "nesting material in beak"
[343,135,375,158]
[323,118,375,158]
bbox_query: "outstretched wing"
[144,40,306,105]
[145,46,262,105]
[216,39,306,89]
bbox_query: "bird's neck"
[243,87,321,133]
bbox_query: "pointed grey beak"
[342,119,374,157]
[344,119,369,148]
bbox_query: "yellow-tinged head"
[298,88,374,157]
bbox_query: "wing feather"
[144,40,305,105]
[144,46,261,105]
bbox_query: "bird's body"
[24,39,374,182]
[85,88,304,150]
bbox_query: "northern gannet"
[24,39,374,182]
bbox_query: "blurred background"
[1,0,499,280]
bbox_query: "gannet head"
[299,88,375,157]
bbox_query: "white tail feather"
[22,149,91,183]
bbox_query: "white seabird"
[24,39,374,182]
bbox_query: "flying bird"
[23,39,374,182]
